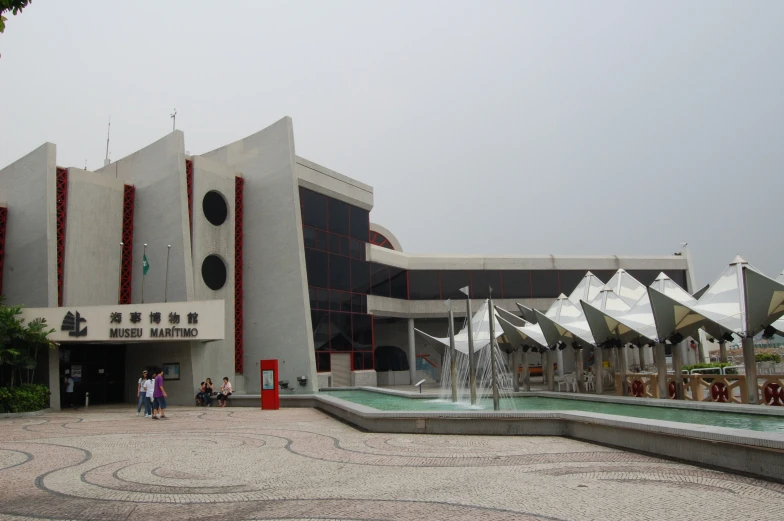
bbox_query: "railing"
[615,373,784,405]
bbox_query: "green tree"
[0,297,54,388]
[0,1,31,34]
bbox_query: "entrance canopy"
[20,300,225,343]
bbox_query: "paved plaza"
[0,406,782,521]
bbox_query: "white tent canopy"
[495,306,549,351]
[604,269,648,307]
[567,271,605,306]
[536,294,596,348]
[690,256,784,337]
[414,300,505,355]
[771,270,784,335]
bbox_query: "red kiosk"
[260,359,280,410]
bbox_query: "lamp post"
[446,299,458,403]
[459,286,477,405]
[488,287,500,411]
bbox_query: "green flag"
[143,253,150,275]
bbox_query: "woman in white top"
[144,373,156,417]
[217,377,232,407]
[136,370,148,416]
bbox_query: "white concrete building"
[0,117,693,409]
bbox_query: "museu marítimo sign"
[21,300,225,343]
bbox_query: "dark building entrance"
[59,344,126,407]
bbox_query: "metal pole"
[141,243,147,304]
[446,301,458,403]
[488,289,500,411]
[164,244,171,302]
[465,291,477,405]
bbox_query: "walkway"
[0,406,782,520]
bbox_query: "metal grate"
[56,167,68,306]
[234,176,244,374]
[119,185,135,304]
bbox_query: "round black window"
[203,191,228,226]
[201,255,227,290]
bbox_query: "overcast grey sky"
[1,1,782,287]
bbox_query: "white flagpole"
[141,243,147,303]
[164,244,171,302]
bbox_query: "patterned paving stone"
[0,406,782,521]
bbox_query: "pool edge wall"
[233,394,784,482]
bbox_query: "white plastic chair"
[584,373,595,391]
[565,373,578,392]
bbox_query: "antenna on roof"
[104,117,111,167]
[170,108,177,131]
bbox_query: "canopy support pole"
[447,305,458,403]
[522,350,530,392]
[574,348,585,393]
[742,336,758,404]
[655,342,668,399]
[673,341,683,399]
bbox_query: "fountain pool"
[321,390,784,432]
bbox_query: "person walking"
[63,374,76,410]
[216,377,232,408]
[152,369,168,420]
[136,370,148,416]
[144,371,155,417]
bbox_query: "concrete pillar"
[512,350,520,392]
[672,341,683,399]
[742,337,758,404]
[522,350,530,392]
[655,343,668,399]
[574,348,585,392]
[632,346,641,371]
[545,351,555,391]
[556,348,564,377]
[619,346,628,396]
[697,341,706,364]
[719,341,728,363]
[407,318,416,385]
[49,346,61,411]
[643,346,654,369]
[594,347,604,394]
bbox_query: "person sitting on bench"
[216,377,232,407]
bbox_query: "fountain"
[415,294,516,409]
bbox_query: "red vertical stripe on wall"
[0,207,6,296]
[119,185,135,304]
[55,167,68,307]
[185,159,194,238]
[234,176,244,374]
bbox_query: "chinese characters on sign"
[104,309,204,339]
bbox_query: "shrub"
[0,384,50,413]
[756,353,781,363]
[682,362,737,375]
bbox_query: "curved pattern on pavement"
[0,406,783,521]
